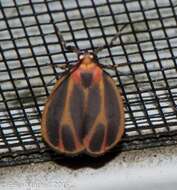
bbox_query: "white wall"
[1,145,177,190]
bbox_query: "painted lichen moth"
[41,25,126,157]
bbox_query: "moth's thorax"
[72,54,102,88]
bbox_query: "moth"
[41,26,126,157]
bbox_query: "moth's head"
[65,45,98,68]
[78,51,98,67]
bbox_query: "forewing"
[41,75,85,155]
[84,72,125,156]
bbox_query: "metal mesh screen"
[0,0,177,167]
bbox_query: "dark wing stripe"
[46,78,68,146]
[69,84,84,140]
[81,72,93,88]
[61,125,76,151]
[103,74,122,147]
[89,123,105,152]
[84,84,101,137]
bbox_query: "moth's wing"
[83,72,125,156]
[41,75,85,155]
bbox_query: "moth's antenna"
[53,23,80,55]
[94,24,128,54]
